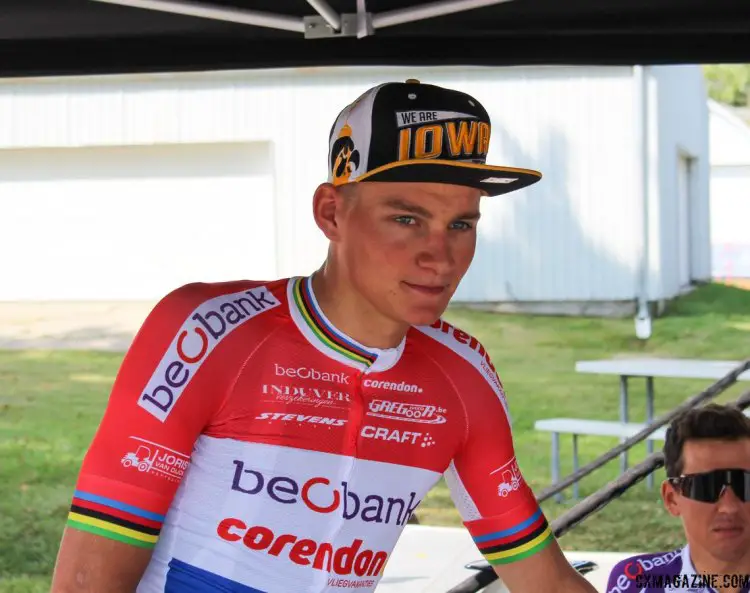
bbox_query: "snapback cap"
[327,79,542,196]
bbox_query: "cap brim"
[355,160,541,196]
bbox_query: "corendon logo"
[431,319,501,383]
[216,519,387,583]
[363,379,422,394]
[430,318,508,409]
[138,287,280,421]
[230,460,421,526]
[367,399,446,424]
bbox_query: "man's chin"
[401,305,449,327]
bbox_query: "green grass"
[1,282,749,591]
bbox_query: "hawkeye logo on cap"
[330,124,361,183]
[395,110,490,163]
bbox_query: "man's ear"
[662,479,681,518]
[312,182,346,242]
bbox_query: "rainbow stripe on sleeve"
[469,508,554,565]
[66,490,164,549]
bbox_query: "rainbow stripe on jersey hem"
[471,508,555,565]
[66,490,163,549]
[292,276,377,366]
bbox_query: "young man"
[51,79,596,592]
[607,404,750,593]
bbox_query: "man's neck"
[689,545,750,593]
[310,266,408,351]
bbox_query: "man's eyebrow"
[382,198,481,220]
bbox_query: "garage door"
[710,165,750,278]
[0,142,276,300]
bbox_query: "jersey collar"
[287,276,405,372]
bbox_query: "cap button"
[405,78,420,84]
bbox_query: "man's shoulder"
[411,317,507,406]
[144,277,289,331]
[608,548,685,589]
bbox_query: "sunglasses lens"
[677,470,750,503]
[685,474,723,502]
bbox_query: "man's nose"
[716,485,743,512]
[418,232,454,272]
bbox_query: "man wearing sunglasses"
[607,404,750,593]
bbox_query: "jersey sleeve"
[444,348,555,567]
[66,284,225,550]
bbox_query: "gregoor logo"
[138,287,280,421]
[367,399,446,424]
[230,461,420,526]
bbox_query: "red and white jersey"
[67,276,554,592]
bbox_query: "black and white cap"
[327,79,542,196]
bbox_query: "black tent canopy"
[3,0,750,78]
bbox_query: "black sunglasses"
[668,468,750,503]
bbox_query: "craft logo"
[120,436,189,483]
[360,425,436,448]
[138,286,280,421]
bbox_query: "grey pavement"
[0,301,154,351]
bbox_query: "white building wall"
[708,99,750,278]
[649,65,711,300]
[0,65,708,303]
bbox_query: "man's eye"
[451,221,474,231]
[394,216,417,225]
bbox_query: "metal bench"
[534,418,668,502]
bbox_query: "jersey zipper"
[347,369,366,456]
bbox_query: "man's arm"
[491,538,597,592]
[434,331,597,592]
[50,284,223,592]
[51,529,152,593]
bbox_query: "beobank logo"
[607,550,681,593]
[275,363,350,386]
[138,287,280,421]
[216,519,388,583]
[230,460,420,526]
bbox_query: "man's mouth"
[403,282,447,296]
[712,525,744,537]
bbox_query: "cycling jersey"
[66,275,554,592]
[607,546,750,593]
